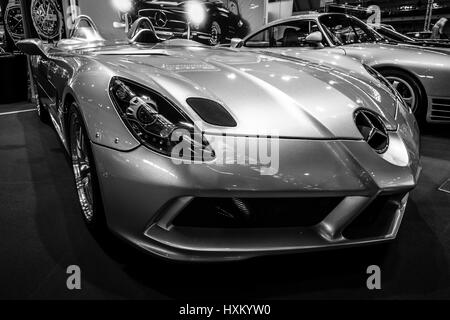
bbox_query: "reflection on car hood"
[82,43,398,139]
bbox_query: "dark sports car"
[133,0,246,45]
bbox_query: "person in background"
[431,17,448,40]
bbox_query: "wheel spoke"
[391,81,400,89]
[79,161,90,178]
[81,176,90,188]
[385,75,418,113]
[403,97,413,104]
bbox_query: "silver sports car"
[18,15,420,261]
[233,13,450,123]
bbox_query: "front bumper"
[92,128,420,261]
[140,193,409,262]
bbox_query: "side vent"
[430,98,450,122]
[186,98,237,127]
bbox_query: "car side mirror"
[16,39,48,59]
[113,21,127,29]
[305,31,323,45]
[230,38,244,48]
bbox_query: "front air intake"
[172,197,344,228]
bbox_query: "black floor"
[0,103,449,300]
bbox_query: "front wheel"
[68,103,105,230]
[209,21,222,46]
[381,69,425,119]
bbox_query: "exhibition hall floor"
[0,102,449,299]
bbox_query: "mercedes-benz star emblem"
[154,11,168,28]
[354,109,389,154]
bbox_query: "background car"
[234,13,450,124]
[17,15,420,261]
[369,24,450,53]
[132,0,247,45]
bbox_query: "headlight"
[109,77,214,160]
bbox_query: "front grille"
[342,193,405,240]
[138,9,187,32]
[172,197,344,229]
[430,98,450,121]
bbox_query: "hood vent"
[187,98,237,127]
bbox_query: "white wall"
[66,0,127,40]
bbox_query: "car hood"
[88,43,398,139]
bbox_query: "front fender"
[63,66,140,152]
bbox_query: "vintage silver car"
[232,13,450,123]
[18,15,420,261]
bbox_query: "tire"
[68,103,105,231]
[209,21,222,46]
[380,69,426,121]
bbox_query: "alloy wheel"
[385,76,417,113]
[210,21,221,45]
[70,112,94,222]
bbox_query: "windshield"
[319,14,383,46]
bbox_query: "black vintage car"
[132,0,247,45]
